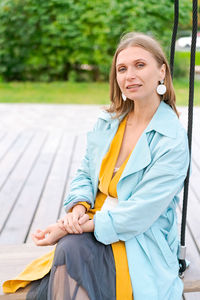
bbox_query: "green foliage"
[0,0,192,81]
[174,52,190,78]
[174,51,200,78]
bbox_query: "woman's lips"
[126,84,142,90]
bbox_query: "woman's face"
[116,46,166,103]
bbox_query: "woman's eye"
[137,63,145,68]
[118,67,126,72]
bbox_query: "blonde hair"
[106,32,179,118]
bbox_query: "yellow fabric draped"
[3,116,133,300]
[3,249,55,293]
[97,116,133,300]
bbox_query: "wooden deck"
[0,103,200,299]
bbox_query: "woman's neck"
[127,99,161,125]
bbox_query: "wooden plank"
[59,134,87,219]
[68,134,87,180]
[179,163,200,252]
[184,293,200,300]
[0,131,47,236]
[0,104,100,137]
[0,132,19,163]
[184,283,200,294]
[0,244,54,297]
[178,108,200,293]
[26,133,75,242]
[177,206,200,293]
[179,107,200,169]
[0,285,30,300]
[190,136,200,171]
[0,131,62,244]
[0,132,6,144]
[0,131,34,190]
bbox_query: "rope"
[179,0,198,276]
[170,0,179,79]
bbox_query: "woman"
[4,32,190,300]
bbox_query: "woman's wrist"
[81,219,94,232]
[72,204,87,214]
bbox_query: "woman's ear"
[160,63,166,80]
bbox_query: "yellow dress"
[3,116,133,300]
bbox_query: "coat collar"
[117,101,179,186]
[144,101,178,139]
[98,101,178,139]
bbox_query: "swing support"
[170,0,198,278]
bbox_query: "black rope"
[170,0,179,79]
[179,0,198,276]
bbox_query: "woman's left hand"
[57,208,90,234]
[32,223,67,246]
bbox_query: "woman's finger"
[68,215,80,234]
[33,229,45,239]
[62,212,83,234]
[32,234,49,246]
[72,214,83,233]
[63,215,74,234]
[79,214,90,225]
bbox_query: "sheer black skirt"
[27,233,116,300]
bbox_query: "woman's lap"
[27,233,116,300]
[51,233,116,299]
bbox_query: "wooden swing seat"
[0,240,199,300]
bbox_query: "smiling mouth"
[126,84,142,89]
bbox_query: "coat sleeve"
[94,130,190,245]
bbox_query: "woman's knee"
[54,233,91,266]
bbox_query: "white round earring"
[122,93,127,101]
[156,80,166,95]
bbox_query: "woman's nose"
[126,67,136,80]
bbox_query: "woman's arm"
[32,218,94,246]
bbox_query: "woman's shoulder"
[92,109,125,131]
[148,101,187,140]
[97,109,113,122]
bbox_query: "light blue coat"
[64,101,190,300]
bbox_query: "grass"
[0,79,199,106]
[175,51,200,65]
[174,78,200,106]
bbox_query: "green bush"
[0,0,191,82]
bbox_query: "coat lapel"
[117,101,178,184]
[118,131,151,184]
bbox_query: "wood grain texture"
[184,292,200,300]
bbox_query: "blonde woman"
[5,32,190,300]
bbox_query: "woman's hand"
[57,204,89,234]
[32,223,67,246]
[32,217,95,247]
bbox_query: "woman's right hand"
[57,204,89,234]
[32,223,67,246]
